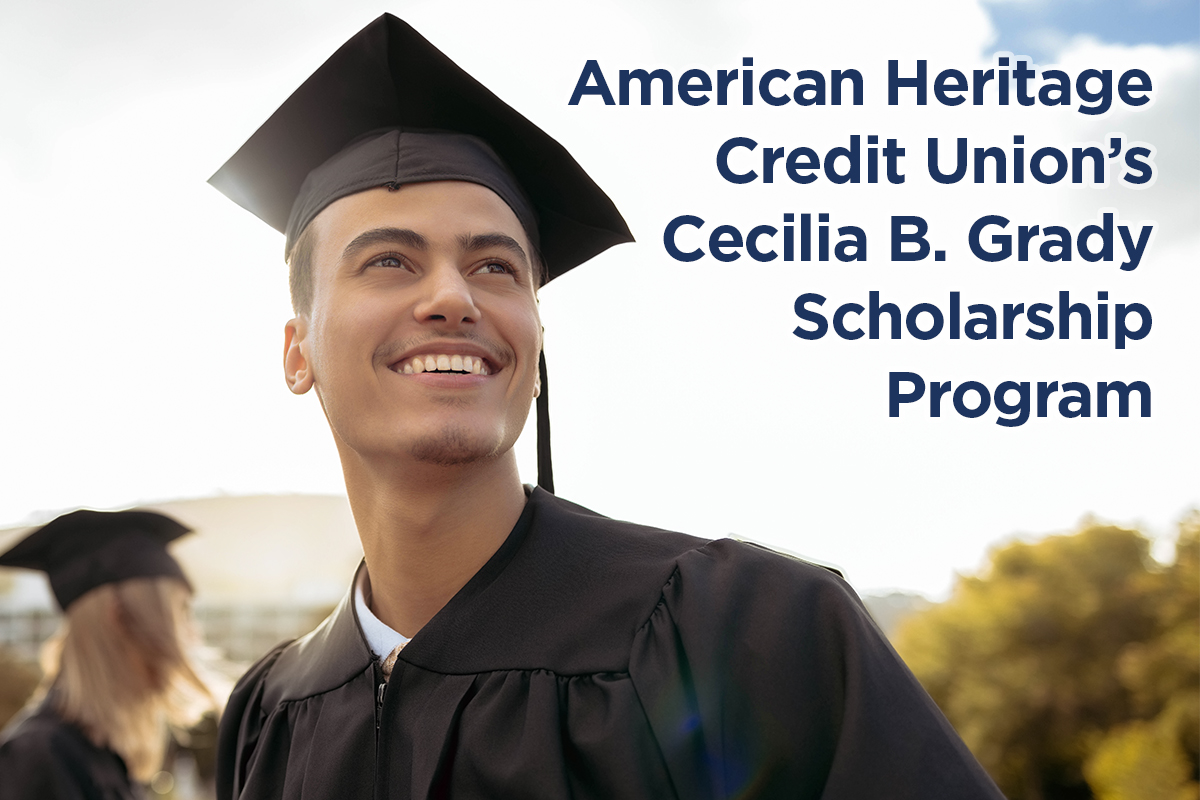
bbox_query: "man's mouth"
[391,354,493,375]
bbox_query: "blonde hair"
[38,576,216,782]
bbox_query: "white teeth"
[398,354,493,375]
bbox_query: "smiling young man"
[285,181,541,640]
[211,14,1003,800]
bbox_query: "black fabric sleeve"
[216,642,291,800]
[630,539,1005,800]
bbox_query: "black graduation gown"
[217,488,1002,800]
[0,697,143,800]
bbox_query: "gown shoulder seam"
[635,563,682,636]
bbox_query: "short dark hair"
[287,225,319,315]
[530,245,549,288]
[286,222,547,315]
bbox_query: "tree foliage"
[895,514,1199,800]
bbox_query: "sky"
[0,0,1196,599]
[986,0,1199,60]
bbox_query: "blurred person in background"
[0,510,217,800]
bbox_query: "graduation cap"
[0,510,191,610]
[209,13,633,493]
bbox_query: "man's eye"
[473,261,513,276]
[369,254,405,268]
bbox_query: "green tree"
[1085,513,1199,800]
[895,517,1199,800]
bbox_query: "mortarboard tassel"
[536,350,554,494]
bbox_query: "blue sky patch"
[985,0,1199,61]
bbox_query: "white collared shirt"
[354,566,411,662]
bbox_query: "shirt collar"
[353,565,411,661]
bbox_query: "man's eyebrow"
[342,227,428,261]
[457,232,529,264]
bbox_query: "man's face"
[285,181,542,469]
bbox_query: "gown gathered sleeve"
[630,539,1003,799]
[216,488,1003,800]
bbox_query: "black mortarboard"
[0,510,191,610]
[208,12,633,279]
[209,14,636,492]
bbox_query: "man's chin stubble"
[407,427,500,467]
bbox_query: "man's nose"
[413,265,479,326]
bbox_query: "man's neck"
[341,451,528,639]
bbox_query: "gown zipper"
[373,663,388,800]
[375,681,387,731]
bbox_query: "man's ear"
[284,317,314,394]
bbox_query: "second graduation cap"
[0,509,191,610]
